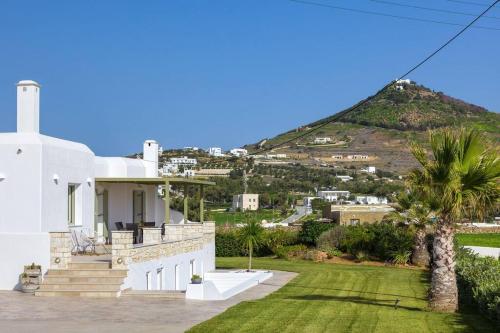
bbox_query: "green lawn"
[208,209,283,225]
[188,258,494,333]
[456,233,500,248]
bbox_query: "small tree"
[239,217,264,271]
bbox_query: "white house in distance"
[336,175,353,182]
[0,80,216,295]
[232,194,259,211]
[355,195,388,205]
[317,190,350,202]
[313,137,332,144]
[230,148,248,157]
[162,156,197,177]
[207,147,224,157]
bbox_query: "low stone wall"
[457,225,500,234]
[111,222,215,269]
[49,232,72,269]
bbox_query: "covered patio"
[94,177,215,244]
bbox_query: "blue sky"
[0,0,498,156]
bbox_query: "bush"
[304,250,328,262]
[215,228,243,257]
[317,226,347,249]
[275,244,307,259]
[318,245,342,259]
[456,247,500,323]
[216,227,300,257]
[299,221,335,246]
[391,250,411,265]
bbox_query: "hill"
[247,82,499,173]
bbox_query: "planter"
[21,284,39,293]
[191,278,202,284]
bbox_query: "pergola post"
[199,185,204,222]
[183,184,188,224]
[164,180,170,224]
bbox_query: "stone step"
[69,262,111,270]
[47,269,128,277]
[35,290,121,297]
[43,275,125,284]
[38,282,122,291]
[121,290,186,299]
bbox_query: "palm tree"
[239,217,264,271]
[389,192,432,267]
[409,128,499,312]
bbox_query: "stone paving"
[0,270,297,333]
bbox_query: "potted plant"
[24,262,41,276]
[191,274,202,284]
[20,273,38,293]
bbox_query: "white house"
[169,156,197,166]
[313,137,332,144]
[355,195,388,205]
[0,80,216,294]
[232,194,259,211]
[207,147,223,157]
[317,190,350,202]
[230,148,248,157]
[336,175,353,182]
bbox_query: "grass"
[456,233,500,248]
[208,209,284,225]
[188,257,494,333]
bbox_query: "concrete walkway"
[0,270,297,333]
[464,245,500,258]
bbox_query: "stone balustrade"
[111,222,215,269]
[49,232,72,269]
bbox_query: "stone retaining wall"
[49,232,72,269]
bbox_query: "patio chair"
[126,223,139,243]
[143,221,156,227]
[79,228,96,254]
[161,223,165,239]
[115,222,124,230]
[70,229,83,254]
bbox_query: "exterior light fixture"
[54,257,61,264]
[0,173,5,181]
[16,148,22,154]
[53,174,59,184]
[117,257,123,264]
[86,177,92,186]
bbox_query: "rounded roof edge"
[17,80,41,87]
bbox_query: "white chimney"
[17,80,40,133]
[143,140,159,177]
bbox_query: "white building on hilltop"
[313,137,332,144]
[232,194,259,211]
[0,80,215,294]
[207,147,224,157]
[230,148,248,157]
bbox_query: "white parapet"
[186,270,273,300]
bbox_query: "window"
[68,185,76,225]
[350,219,360,226]
[190,259,195,277]
[175,265,180,290]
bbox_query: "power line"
[249,0,499,156]
[285,0,500,30]
[370,0,500,20]
[448,0,500,8]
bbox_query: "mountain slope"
[248,82,499,173]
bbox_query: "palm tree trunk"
[429,220,458,312]
[248,243,253,271]
[412,227,430,267]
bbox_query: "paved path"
[0,270,297,333]
[465,245,500,258]
[280,206,308,225]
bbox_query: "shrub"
[317,226,347,249]
[354,251,369,262]
[264,228,299,254]
[304,250,328,262]
[456,247,500,323]
[275,244,307,259]
[341,225,374,255]
[215,228,243,257]
[318,246,342,259]
[391,250,411,265]
[299,221,335,246]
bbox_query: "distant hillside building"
[336,175,353,182]
[355,195,388,205]
[233,194,259,211]
[230,148,248,157]
[196,168,232,177]
[313,137,332,144]
[169,156,197,166]
[323,204,395,226]
[208,147,224,157]
[317,190,350,202]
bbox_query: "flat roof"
[95,177,215,186]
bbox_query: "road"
[279,206,309,225]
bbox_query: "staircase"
[35,262,127,297]
[121,290,186,299]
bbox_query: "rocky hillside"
[248,82,499,173]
